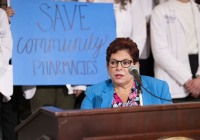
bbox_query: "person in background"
[135,0,169,77]
[79,0,147,57]
[21,0,87,112]
[25,85,86,113]
[81,38,172,109]
[138,0,155,77]
[0,7,18,140]
[5,0,86,120]
[151,0,200,103]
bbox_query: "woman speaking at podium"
[81,38,172,109]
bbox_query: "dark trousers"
[0,86,32,140]
[139,52,154,77]
[30,86,85,112]
[189,54,198,79]
[0,92,18,140]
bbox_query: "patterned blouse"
[111,82,140,108]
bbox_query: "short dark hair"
[106,38,139,64]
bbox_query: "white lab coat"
[78,0,147,56]
[0,8,13,101]
[151,0,200,98]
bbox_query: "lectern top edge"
[42,102,200,117]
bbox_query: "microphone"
[129,65,142,87]
[129,66,171,102]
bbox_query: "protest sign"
[11,0,116,85]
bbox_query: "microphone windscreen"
[128,65,139,75]
[129,65,142,86]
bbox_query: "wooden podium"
[16,103,200,140]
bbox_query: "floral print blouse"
[111,83,140,108]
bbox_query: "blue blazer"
[81,75,172,109]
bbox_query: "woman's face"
[107,50,138,87]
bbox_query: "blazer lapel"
[101,80,114,108]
